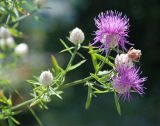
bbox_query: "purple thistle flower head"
[93,10,130,53]
[112,65,147,101]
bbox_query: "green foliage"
[67,59,86,72]
[114,92,121,115]
[0,0,142,125]
[85,82,93,110]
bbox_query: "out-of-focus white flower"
[115,54,133,67]
[69,27,85,45]
[6,37,15,48]
[15,43,29,56]
[0,39,6,49]
[39,70,53,85]
[0,27,11,39]
[35,0,47,7]
[0,37,15,49]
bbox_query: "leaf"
[8,117,16,126]
[85,82,93,110]
[9,28,24,38]
[60,47,74,53]
[0,90,7,103]
[30,99,40,107]
[27,80,41,86]
[51,55,63,75]
[89,46,99,72]
[94,90,110,93]
[77,52,85,59]
[114,92,121,115]
[67,60,86,71]
[60,39,72,55]
[90,73,106,86]
[0,53,6,59]
[49,87,62,100]
[10,117,20,125]
[94,54,114,68]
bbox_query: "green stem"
[29,109,44,126]
[11,76,93,111]
[59,76,93,90]
[9,9,37,25]
[9,84,44,126]
[11,98,34,111]
[65,45,78,72]
[10,45,83,114]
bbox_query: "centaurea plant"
[0,0,147,125]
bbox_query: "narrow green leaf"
[90,73,106,86]
[30,99,40,107]
[10,117,20,125]
[95,54,114,68]
[49,87,62,100]
[9,28,24,38]
[27,80,41,85]
[8,117,16,126]
[94,90,109,93]
[89,46,99,72]
[60,47,74,53]
[60,39,72,55]
[85,83,93,110]
[77,52,85,59]
[51,55,63,75]
[68,60,86,71]
[114,92,121,115]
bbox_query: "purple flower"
[93,10,130,53]
[112,65,147,101]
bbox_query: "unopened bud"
[69,27,85,45]
[127,47,141,62]
[39,70,53,85]
[0,39,6,49]
[0,27,11,39]
[35,0,47,7]
[115,54,133,67]
[15,43,29,56]
[6,37,15,48]
[0,37,15,50]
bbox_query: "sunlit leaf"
[51,55,63,75]
[68,60,86,71]
[49,87,62,100]
[60,47,74,53]
[60,39,72,55]
[8,117,16,126]
[85,84,92,110]
[89,46,99,72]
[94,54,114,68]
[10,117,20,125]
[114,92,121,115]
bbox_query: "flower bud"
[35,0,47,7]
[127,47,141,62]
[115,54,133,67]
[6,37,15,48]
[0,27,11,39]
[0,39,6,49]
[0,37,15,49]
[39,70,53,85]
[69,27,85,45]
[15,43,29,56]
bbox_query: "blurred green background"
[5,0,160,125]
